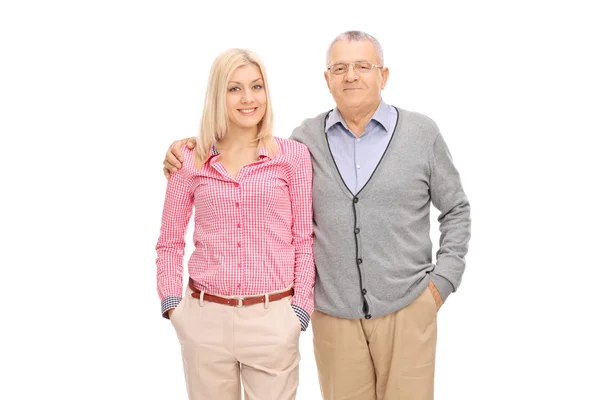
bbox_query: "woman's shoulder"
[274,136,310,158]
[173,145,201,179]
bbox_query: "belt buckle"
[236,297,244,307]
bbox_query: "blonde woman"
[156,48,314,400]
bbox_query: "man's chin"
[334,93,369,109]
[340,100,366,109]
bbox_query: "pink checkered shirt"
[156,137,315,325]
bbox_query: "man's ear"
[381,67,389,90]
[324,71,332,92]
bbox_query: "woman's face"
[226,64,267,133]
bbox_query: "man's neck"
[338,100,381,136]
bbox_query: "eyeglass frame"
[326,61,384,75]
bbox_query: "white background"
[1,0,599,399]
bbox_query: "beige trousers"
[170,286,301,400]
[313,284,438,400]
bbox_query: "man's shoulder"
[394,107,441,140]
[393,107,437,128]
[290,110,332,144]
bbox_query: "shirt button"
[238,263,242,268]
[235,202,239,207]
[357,138,361,142]
[356,164,361,169]
[234,182,239,187]
[237,283,241,289]
[354,228,360,234]
[365,314,372,319]
[237,242,241,247]
[237,223,241,228]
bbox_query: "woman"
[156,48,314,400]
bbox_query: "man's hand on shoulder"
[163,137,197,178]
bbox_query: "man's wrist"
[428,280,444,310]
[430,273,454,302]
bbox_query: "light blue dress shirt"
[325,100,398,194]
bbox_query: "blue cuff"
[161,296,181,319]
[291,304,310,331]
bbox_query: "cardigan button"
[353,197,359,203]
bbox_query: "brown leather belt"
[188,280,294,307]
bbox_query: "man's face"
[324,40,389,112]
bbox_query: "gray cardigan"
[290,107,471,319]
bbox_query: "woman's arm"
[156,160,194,318]
[287,144,315,331]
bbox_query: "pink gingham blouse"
[156,137,315,329]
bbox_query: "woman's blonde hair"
[195,48,278,167]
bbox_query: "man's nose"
[345,65,358,82]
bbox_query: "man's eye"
[334,65,346,72]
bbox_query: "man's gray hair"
[325,31,384,68]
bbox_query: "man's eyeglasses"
[326,62,383,75]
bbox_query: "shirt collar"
[257,145,270,159]
[325,99,394,134]
[205,144,220,163]
[207,143,271,162]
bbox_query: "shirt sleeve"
[429,133,471,301]
[156,166,194,318]
[287,144,315,321]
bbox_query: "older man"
[163,31,470,400]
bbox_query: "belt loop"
[199,291,205,307]
[264,293,270,309]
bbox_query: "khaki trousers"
[313,285,438,400]
[170,286,301,400]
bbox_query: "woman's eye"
[253,85,263,90]
[228,87,240,92]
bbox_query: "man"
[163,31,470,400]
